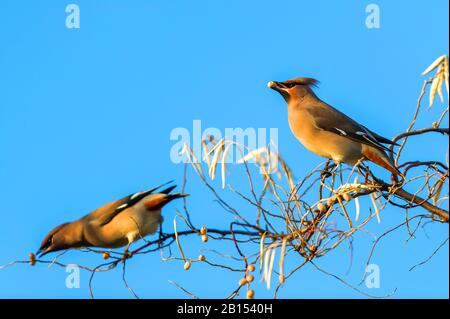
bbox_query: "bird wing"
[84,181,175,226]
[307,103,393,153]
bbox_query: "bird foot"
[321,162,337,178]
[357,164,375,183]
[121,250,133,261]
[320,169,333,179]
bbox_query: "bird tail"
[165,193,189,202]
[369,130,400,146]
[160,185,177,195]
[159,184,189,200]
[362,145,403,177]
[143,191,188,211]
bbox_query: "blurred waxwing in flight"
[37,182,188,257]
[268,77,401,176]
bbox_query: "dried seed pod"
[29,253,36,266]
[184,261,191,270]
[247,264,255,272]
[317,202,326,212]
[200,226,207,235]
[422,54,446,75]
[102,252,110,260]
[239,278,247,286]
[246,289,255,299]
[430,75,440,107]
[201,234,209,242]
[342,193,351,202]
[279,274,285,284]
[326,197,334,206]
[198,254,206,261]
[246,275,254,283]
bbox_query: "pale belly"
[84,208,162,248]
[288,116,363,165]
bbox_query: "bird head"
[37,222,73,257]
[268,77,319,102]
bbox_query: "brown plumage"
[37,182,188,257]
[268,77,401,176]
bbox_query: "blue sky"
[0,0,448,298]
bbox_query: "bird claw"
[321,161,339,179]
[320,170,333,179]
[121,250,132,261]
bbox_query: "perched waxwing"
[268,78,401,176]
[37,182,188,257]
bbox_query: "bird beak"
[36,248,49,258]
[267,81,285,92]
[268,81,278,89]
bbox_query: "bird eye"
[286,83,296,88]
